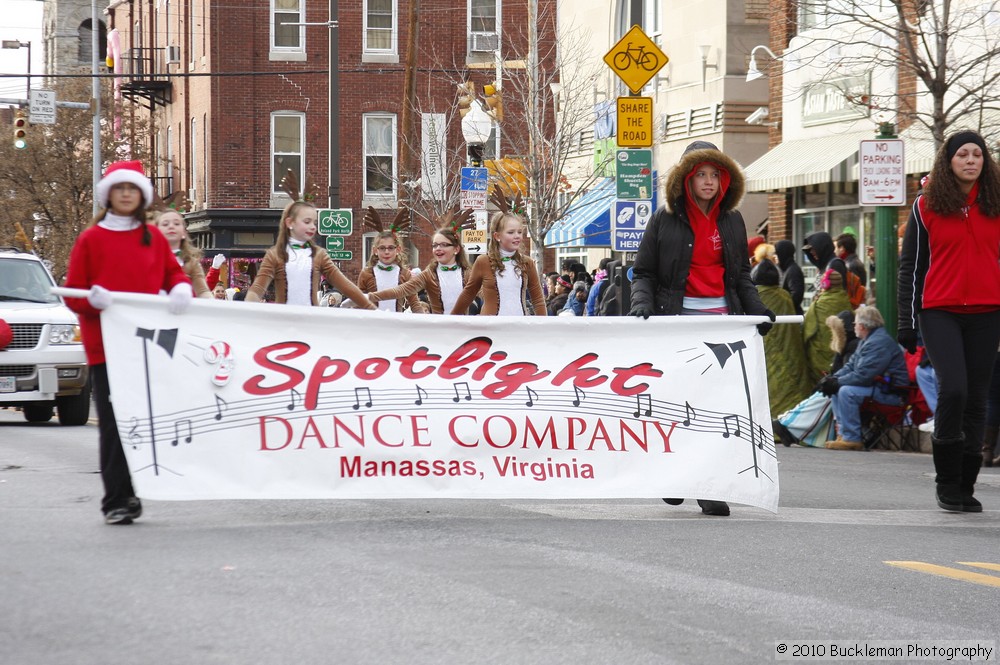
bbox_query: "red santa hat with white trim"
[95,160,154,209]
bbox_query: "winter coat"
[803,232,847,293]
[758,284,812,415]
[630,146,767,316]
[833,326,909,390]
[775,239,805,315]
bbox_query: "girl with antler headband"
[450,189,546,316]
[151,192,213,298]
[367,207,476,314]
[357,207,426,313]
[245,172,376,309]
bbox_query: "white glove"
[211,254,226,270]
[87,285,112,310]
[167,282,194,314]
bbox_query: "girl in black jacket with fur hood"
[628,140,775,517]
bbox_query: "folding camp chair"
[860,382,924,451]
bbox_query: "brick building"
[107,0,556,288]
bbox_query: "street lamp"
[746,45,778,82]
[461,102,493,167]
[2,40,31,99]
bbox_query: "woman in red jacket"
[898,130,1000,513]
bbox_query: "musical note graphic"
[414,386,428,406]
[452,382,472,403]
[572,386,586,407]
[214,395,228,421]
[632,393,652,418]
[722,414,741,439]
[683,401,696,427]
[287,387,301,411]
[353,386,373,409]
[171,419,193,446]
[525,386,538,407]
[128,417,141,449]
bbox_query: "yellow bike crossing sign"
[603,25,668,94]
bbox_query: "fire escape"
[119,47,172,111]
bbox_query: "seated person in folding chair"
[820,305,909,450]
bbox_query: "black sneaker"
[126,497,142,520]
[773,419,797,447]
[104,508,133,525]
[662,498,684,505]
[697,500,731,516]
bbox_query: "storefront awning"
[745,131,873,192]
[544,178,615,247]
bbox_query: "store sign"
[802,75,870,127]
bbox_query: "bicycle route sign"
[317,208,353,236]
[603,25,668,94]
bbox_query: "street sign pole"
[870,124,900,337]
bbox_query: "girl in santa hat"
[356,207,426,313]
[64,160,193,526]
[245,173,375,308]
[366,207,475,314]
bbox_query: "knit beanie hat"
[945,131,988,161]
[96,160,154,209]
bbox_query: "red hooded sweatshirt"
[683,161,731,298]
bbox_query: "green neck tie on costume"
[440,264,459,271]
[501,256,513,262]
[376,264,396,271]
[289,242,309,250]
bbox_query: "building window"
[188,0,196,60]
[470,0,497,33]
[272,112,304,195]
[273,0,304,50]
[190,117,198,201]
[364,113,396,197]
[364,0,396,53]
[77,20,107,64]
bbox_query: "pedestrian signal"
[13,111,28,150]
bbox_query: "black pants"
[919,309,1000,453]
[91,363,136,514]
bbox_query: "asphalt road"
[2,408,998,665]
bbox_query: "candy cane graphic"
[204,341,235,386]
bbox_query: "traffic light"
[13,111,27,150]
[457,81,476,118]
[483,81,503,123]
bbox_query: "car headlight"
[50,324,82,345]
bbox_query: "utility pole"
[399,0,419,209]
[92,0,102,215]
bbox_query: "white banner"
[93,295,778,511]
[420,113,446,200]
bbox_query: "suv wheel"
[23,404,54,423]
[57,381,92,426]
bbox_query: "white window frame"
[271,111,305,203]
[190,117,198,205]
[363,0,397,60]
[188,0,196,64]
[271,0,306,60]
[362,113,397,204]
[468,0,501,58]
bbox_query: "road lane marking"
[885,561,1000,588]
[956,562,1000,573]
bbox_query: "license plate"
[0,377,15,393]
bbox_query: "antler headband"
[488,186,527,217]
[280,168,323,203]
[437,205,475,234]
[363,206,411,236]
[149,190,191,214]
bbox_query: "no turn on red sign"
[859,139,905,206]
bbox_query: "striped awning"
[544,178,615,248]
[745,131,873,192]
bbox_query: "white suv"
[0,248,90,425]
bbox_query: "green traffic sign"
[328,250,353,261]
[325,236,345,252]
[616,149,653,200]
[318,208,353,236]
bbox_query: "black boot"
[961,453,984,513]
[983,425,999,468]
[696,500,730,516]
[931,437,965,512]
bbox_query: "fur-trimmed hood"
[825,309,857,354]
[664,142,745,215]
